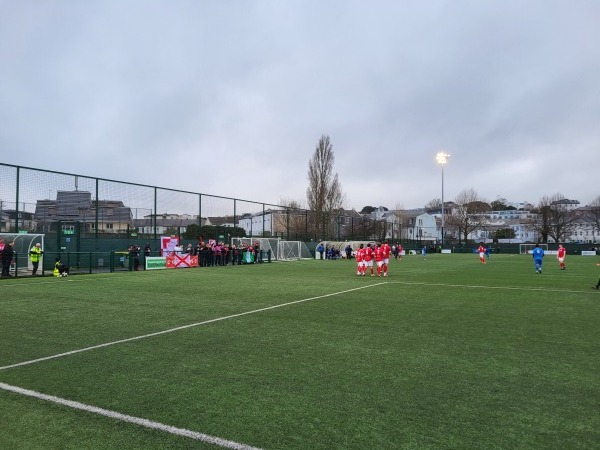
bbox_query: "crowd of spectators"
[138,240,265,267]
[195,241,264,266]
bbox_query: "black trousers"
[1,260,11,276]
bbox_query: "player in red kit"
[557,244,566,270]
[381,241,391,276]
[363,243,375,276]
[478,243,486,264]
[374,244,385,277]
[355,244,365,276]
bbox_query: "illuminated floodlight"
[435,152,450,247]
[436,152,450,165]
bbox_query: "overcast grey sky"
[1,0,599,211]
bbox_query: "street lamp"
[435,152,450,247]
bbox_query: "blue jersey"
[532,247,544,260]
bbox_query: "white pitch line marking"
[386,280,595,294]
[0,381,261,450]
[0,282,387,371]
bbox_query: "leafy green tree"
[164,227,179,236]
[490,198,508,211]
[182,223,201,239]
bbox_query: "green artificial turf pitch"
[1,253,599,449]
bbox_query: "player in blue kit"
[532,243,545,274]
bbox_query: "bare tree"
[527,195,553,243]
[547,194,580,243]
[528,193,579,243]
[273,198,308,240]
[392,203,407,242]
[589,195,600,236]
[306,135,345,238]
[445,188,490,243]
[424,198,442,213]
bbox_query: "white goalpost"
[277,240,312,260]
[519,243,548,255]
[230,237,312,261]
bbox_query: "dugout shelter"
[0,233,45,276]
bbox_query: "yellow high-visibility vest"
[30,246,42,263]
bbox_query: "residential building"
[34,190,132,234]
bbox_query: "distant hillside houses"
[236,203,596,244]
[360,201,597,244]
[1,190,597,244]
[133,213,209,236]
[34,190,132,234]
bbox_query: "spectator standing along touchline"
[316,243,324,260]
[1,240,15,277]
[29,242,43,276]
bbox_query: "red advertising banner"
[166,253,198,268]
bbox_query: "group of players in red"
[354,241,392,277]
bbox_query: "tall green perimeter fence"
[0,163,398,259]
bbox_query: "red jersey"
[478,245,485,254]
[558,247,566,258]
[363,246,374,262]
[355,248,364,262]
[374,246,384,262]
[382,243,391,259]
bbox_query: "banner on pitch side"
[242,251,254,264]
[166,253,199,268]
[145,256,167,270]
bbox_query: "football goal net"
[277,240,312,260]
[519,243,548,254]
[231,238,312,261]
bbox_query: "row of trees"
[528,194,600,243]
[298,135,600,243]
[428,190,600,244]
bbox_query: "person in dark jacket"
[1,240,15,276]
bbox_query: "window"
[105,223,113,230]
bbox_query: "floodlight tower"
[435,152,450,247]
